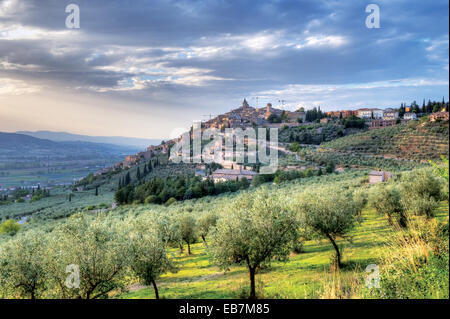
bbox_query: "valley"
[0,132,140,188]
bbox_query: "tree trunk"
[249,267,256,299]
[151,280,159,299]
[187,242,191,255]
[326,233,342,268]
[399,212,408,228]
[201,235,208,247]
[179,243,184,254]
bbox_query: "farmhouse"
[369,171,392,184]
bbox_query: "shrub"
[0,219,21,235]
[144,195,155,204]
[165,197,177,206]
[289,142,301,153]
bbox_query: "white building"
[357,108,383,119]
[403,113,417,120]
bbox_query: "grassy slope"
[321,120,449,161]
[119,201,449,299]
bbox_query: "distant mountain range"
[16,130,161,149]
[0,132,139,156]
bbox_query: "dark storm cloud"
[0,0,448,109]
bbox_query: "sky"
[0,0,448,139]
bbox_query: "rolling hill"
[320,118,449,161]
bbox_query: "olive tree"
[297,187,359,268]
[125,217,176,299]
[369,184,408,227]
[353,187,369,216]
[48,213,129,299]
[400,169,443,218]
[0,231,49,299]
[209,189,298,299]
[197,211,218,246]
[155,212,183,252]
[177,213,197,255]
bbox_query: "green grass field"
[119,201,449,299]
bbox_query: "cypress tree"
[148,160,152,171]
[136,167,141,180]
[125,172,131,186]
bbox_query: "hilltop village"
[202,98,305,129]
[114,99,306,169]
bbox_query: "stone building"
[369,171,392,184]
[368,119,397,129]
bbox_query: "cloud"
[0,23,71,40]
[425,35,449,70]
[254,77,450,110]
[0,0,448,137]
[0,77,41,95]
